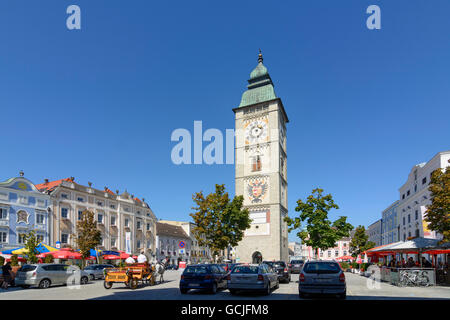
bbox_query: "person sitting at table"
[388,258,397,269]
[406,257,415,268]
[421,257,432,268]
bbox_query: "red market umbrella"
[337,255,355,261]
[41,248,82,260]
[102,251,130,260]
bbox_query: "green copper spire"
[238,50,277,108]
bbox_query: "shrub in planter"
[44,255,54,263]
[340,262,350,271]
[351,262,359,269]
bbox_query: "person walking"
[1,262,12,290]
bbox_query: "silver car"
[227,264,279,295]
[290,259,304,274]
[298,260,346,299]
[15,264,90,289]
[83,264,114,280]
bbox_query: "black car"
[263,261,291,283]
[180,264,228,294]
[290,260,304,274]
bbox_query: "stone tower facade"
[233,52,289,263]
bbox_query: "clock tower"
[233,52,289,263]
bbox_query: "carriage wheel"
[129,278,139,290]
[104,281,113,289]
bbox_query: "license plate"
[189,283,200,287]
[316,279,331,283]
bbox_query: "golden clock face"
[245,120,268,144]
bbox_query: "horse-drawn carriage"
[103,259,169,290]
[103,263,156,290]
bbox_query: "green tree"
[75,210,102,267]
[425,160,450,243]
[349,225,376,257]
[44,254,54,263]
[10,254,19,266]
[24,229,40,264]
[190,184,251,261]
[284,188,353,258]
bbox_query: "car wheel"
[81,276,89,285]
[180,288,189,294]
[211,283,217,294]
[264,283,271,295]
[89,274,95,281]
[39,279,51,289]
[104,281,113,289]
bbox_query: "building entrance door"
[252,251,262,264]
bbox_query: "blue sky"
[1,1,449,242]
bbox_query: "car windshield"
[274,261,286,267]
[303,262,340,274]
[232,266,259,274]
[291,260,303,264]
[184,266,208,274]
[19,265,37,272]
[84,266,95,270]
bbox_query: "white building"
[397,151,450,241]
[158,220,212,264]
[155,222,192,265]
[301,237,351,261]
[367,219,383,247]
[381,200,400,245]
[37,177,157,256]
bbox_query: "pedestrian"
[1,261,12,290]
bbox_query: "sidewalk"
[345,272,450,300]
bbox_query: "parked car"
[290,259,304,274]
[263,261,291,283]
[180,264,228,294]
[227,264,279,295]
[298,260,346,299]
[83,264,114,280]
[15,264,90,289]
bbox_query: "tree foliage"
[284,188,353,257]
[44,254,54,263]
[190,184,251,259]
[10,254,19,266]
[425,160,450,243]
[24,229,40,264]
[349,225,376,257]
[75,210,102,266]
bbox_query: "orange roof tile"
[36,178,73,192]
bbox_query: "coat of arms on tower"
[247,180,268,203]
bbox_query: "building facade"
[155,222,192,265]
[36,177,157,256]
[367,219,383,247]
[159,220,212,264]
[397,151,450,241]
[381,200,399,245]
[288,242,302,258]
[301,237,351,261]
[234,52,289,263]
[0,173,51,251]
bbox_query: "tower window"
[252,156,262,172]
